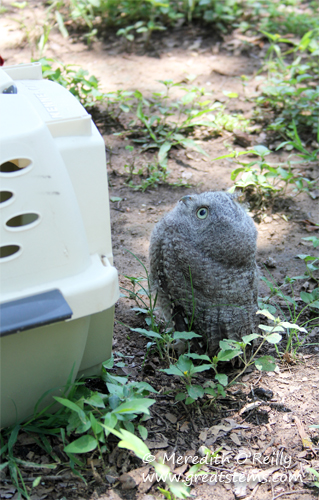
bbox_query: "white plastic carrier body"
[0,62,119,428]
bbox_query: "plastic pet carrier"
[0,62,119,428]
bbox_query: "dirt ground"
[1,2,319,500]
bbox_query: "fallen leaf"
[233,472,247,498]
[180,421,190,432]
[119,473,137,490]
[294,416,317,454]
[174,463,188,475]
[239,401,262,415]
[165,413,177,424]
[199,430,208,441]
[145,434,169,449]
[230,432,241,446]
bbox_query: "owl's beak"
[180,195,193,205]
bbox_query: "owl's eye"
[196,207,208,219]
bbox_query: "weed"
[259,253,319,356]
[11,1,68,57]
[297,236,319,283]
[256,1,319,37]
[160,353,213,404]
[105,427,192,498]
[306,467,319,489]
[0,359,156,498]
[55,0,245,42]
[255,29,319,141]
[117,19,166,50]
[214,145,315,211]
[122,81,248,168]
[35,57,105,108]
[159,309,304,406]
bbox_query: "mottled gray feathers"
[149,191,258,356]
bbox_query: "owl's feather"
[149,191,258,356]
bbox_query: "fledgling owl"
[149,191,258,356]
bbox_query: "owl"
[149,191,259,356]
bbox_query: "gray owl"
[149,191,259,356]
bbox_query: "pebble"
[264,257,277,268]
[264,216,273,223]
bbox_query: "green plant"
[160,354,214,404]
[105,89,134,119]
[117,18,166,49]
[106,427,191,498]
[306,467,319,489]
[255,29,319,141]
[276,120,319,164]
[35,57,105,108]
[11,0,68,57]
[253,0,319,37]
[123,147,170,190]
[211,309,308,384]
[158,309,304,406]
[259,262,319,355]
[214,145,314,210]
[0,358,156,498]
[297,236,319,283]
[127,81,248,167]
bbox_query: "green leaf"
[85,393,105,408]
[258,325,283,332]
[255,355,277,372]
[113,399,155,415]
[32,477,42,488]
[165,477,191,498]
[192,364,212,373]
[222,90,238,98]
[173,331,202,340]
[107,428,151,461]
[64,435,98,454]
[252,145,270,156]
[217,348,241,362]
[185,353,211,361]
[179,137,209,157]
[130,327,162,339]
[265,332,282,344]
[158,141,171,165]
[242,333,260,344]
[102,413,117,436]
[175,355,193,373]
[54,397,87,424]
[230,167,245,181]
[213,151,255,161]
[300,291,313,304]
[103,356,114,369]
[215,373,228,386]
[175,392,186,401]
[181,91,197,104]
[138,425,148,440]
[256,309,276,321]
[185,396,195,405]
[8,425,20,456]
[280,322,307,333]
[55,11,69,38]
[110,196,122,203]
[302,236,319,248]
[161,365,184,376]
[187,384,204,399]
[90,412,103,436]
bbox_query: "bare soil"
[1,3,318,500]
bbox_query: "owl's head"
[165,191,257,264]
